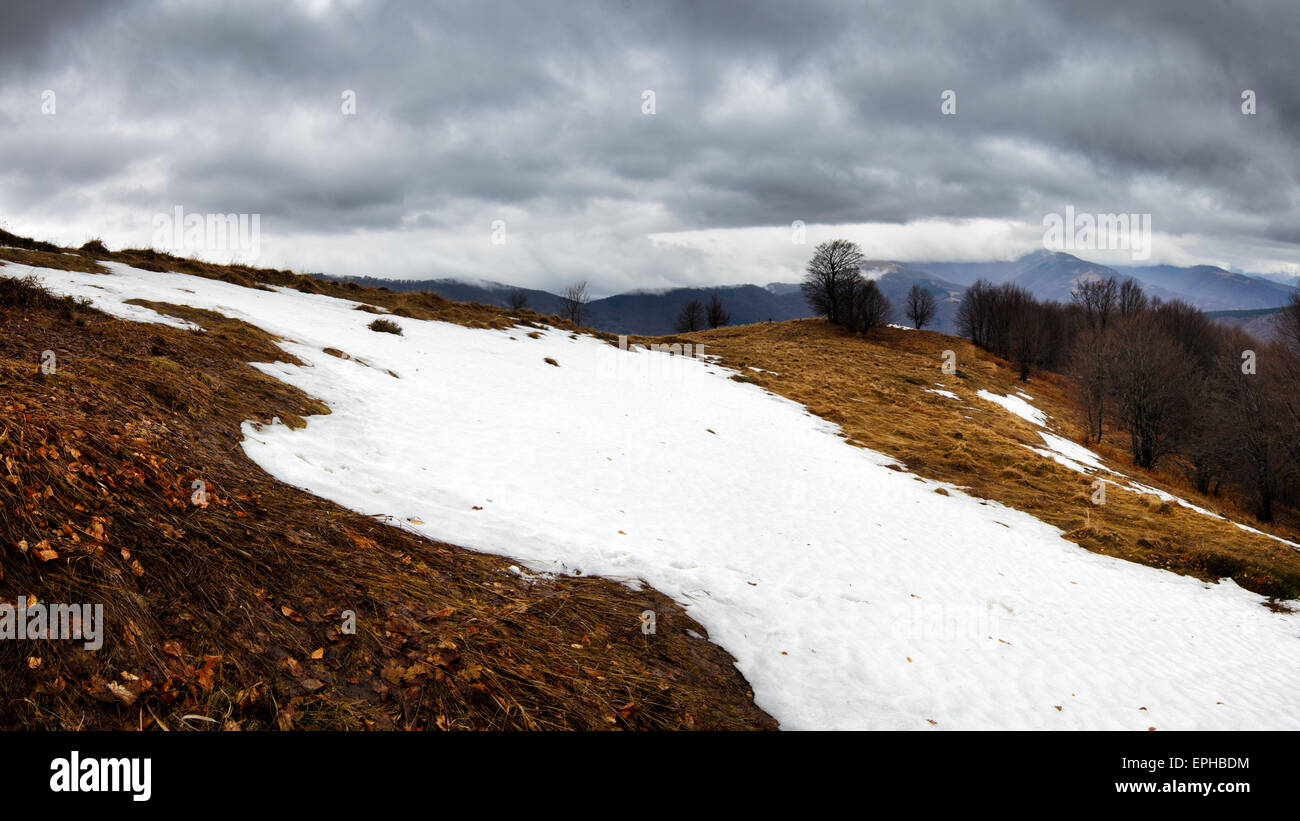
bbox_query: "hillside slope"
[1207,307,1287,342]
[0,266,774,730]
[7,251,1300,730]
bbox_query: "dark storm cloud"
[0,0,1297,284]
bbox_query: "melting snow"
[8,260,1300,730]
[980,385,1299,550]
[923,388,959,400]
[977,390,1048,427]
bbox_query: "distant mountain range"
[917,251,1297,311]
[319,275,812,336]
[317,251,1297,337]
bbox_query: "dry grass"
[96,236,1294,601]
[9,225,1296,732]
[0,248,108,275]
[76,243,578,332]
[0,275,774,730]
[669,319,1300,603]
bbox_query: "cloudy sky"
[2,0,1297,294]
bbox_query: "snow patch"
[7,260,1300,730]
[977,390,1048,427]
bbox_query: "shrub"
[368,318,403,335]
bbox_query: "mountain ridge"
[319,251,1297,336]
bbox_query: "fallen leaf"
[196,655,221,690]
[106,681,136,706]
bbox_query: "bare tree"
[1069,331,1114,443]
[957,279,996,348]
[1214,342,1290,522]
[1117,277,1147,318]
[849,279,893,333]
[1179,328,1240,496]
[1271,334,1300,512]
[674,299,706,332]
[508,290,528,311]
[559,281,590,326]
[1007,301,1049,381]
[705,293,731,329]
[1108,315,1194,468]
[984,282,1035,363]
[905,284,937,329]
[1151,297,1218,372]
[801,239,865,327]
[1071,277,1119,332]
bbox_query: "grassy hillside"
[4,231,1297,732]
[663,320,1300,603]
[0,257,774,730]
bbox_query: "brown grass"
[0,275,774,730]
[0,248,107,275]
[8,223,1296,730]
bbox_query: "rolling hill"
[1113,264,1298,311]
[4,231,1300,730]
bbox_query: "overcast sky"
[2,0,1297,294]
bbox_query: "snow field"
[8,260,1300,730]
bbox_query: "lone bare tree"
[801,239,865,326]
[508,290,528,311]
[559,281,590,326]
[705,293,731,329]
[674,299,706,332]
[905,284,937,329]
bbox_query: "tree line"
[958,272,1300,523]
[674,293,732,332]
